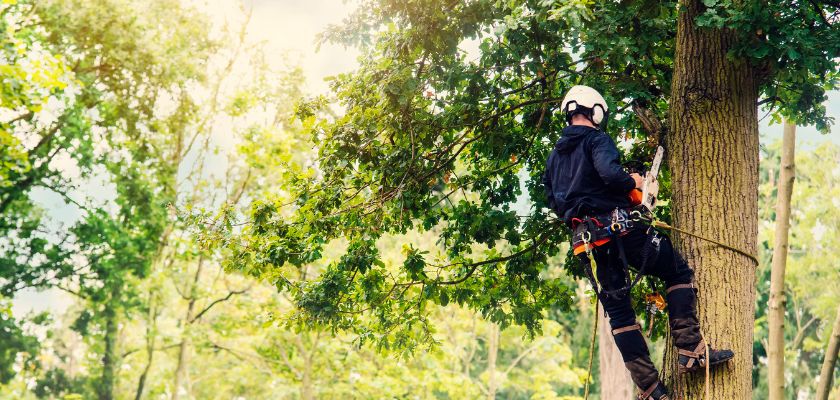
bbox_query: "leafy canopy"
[222,0,840,349]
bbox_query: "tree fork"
[664,0,760,397]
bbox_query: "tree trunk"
[816,303,840,400]
[100,288,121,400]
[172,258,204,400]
[768,121,796,400]
[301,354,314,400]
[666,0,760,397]
[295,331,321,400]
[486,322,500,400]
[599,304,634,399]
[172,336,192,400]
[135,295,159,400]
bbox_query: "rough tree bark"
[816,303,840,400]
[598,304,634,399]
[768,121,796,400]
[664,0,760,397]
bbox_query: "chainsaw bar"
[641,146,665,212]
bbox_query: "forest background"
[1,0,839,399]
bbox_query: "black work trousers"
[577,225,696,362]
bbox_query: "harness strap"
[616,233,632,285]
[612,323,642,335]
[597,228,662,300]
[678,340,708,370]
[638,382,659,400]
[666,283,695,294]
[575,207,661,302]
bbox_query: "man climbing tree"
[542,85,734,399]
[223,1,840,398]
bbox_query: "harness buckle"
[651,232,662,247]
[579,230,592,244]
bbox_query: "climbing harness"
[574,206,663,301]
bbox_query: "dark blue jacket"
[542,125,635,221]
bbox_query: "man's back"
[543,125,635,220]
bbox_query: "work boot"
[638,381,670,400]
[676,340,735,373]
[666,283,735,373]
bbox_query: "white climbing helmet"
[561,85,609,126]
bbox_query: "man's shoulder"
[587,130,616,148]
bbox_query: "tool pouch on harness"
[573,206,661,301]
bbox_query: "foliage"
[695,0,840,131]
[0,301,39,385]
[0,0,838,398]
[754,140,840,398]
[220,0,840,351]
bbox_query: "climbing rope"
[700,329,710,400]
[583,298,598,400]
[650,220,759,266]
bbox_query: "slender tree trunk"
[172,258,204,400]
[135,296,159,400]
[816,303,840,400]
[133,333,155,400]
[295,331,321,400]
[100,287,121,400]
[768,121,796,400]
[100,307,117,400]
[172,335,192,400]
[301,351,314,400]
[598,304,634,399]
[301,364,313,400]
[665,0,760,397]
[486,322,499,400]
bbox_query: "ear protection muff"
[564,101,605,126]
[591,104,605,125]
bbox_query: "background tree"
[755,141,840,399]
[816,303,840,400]
[767,121,796,400]
[0,0,216,397]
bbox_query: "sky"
[13,0,839,317]
[241,0,360,94]
[13,0,362,318]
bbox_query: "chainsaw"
[628,145,664,214]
